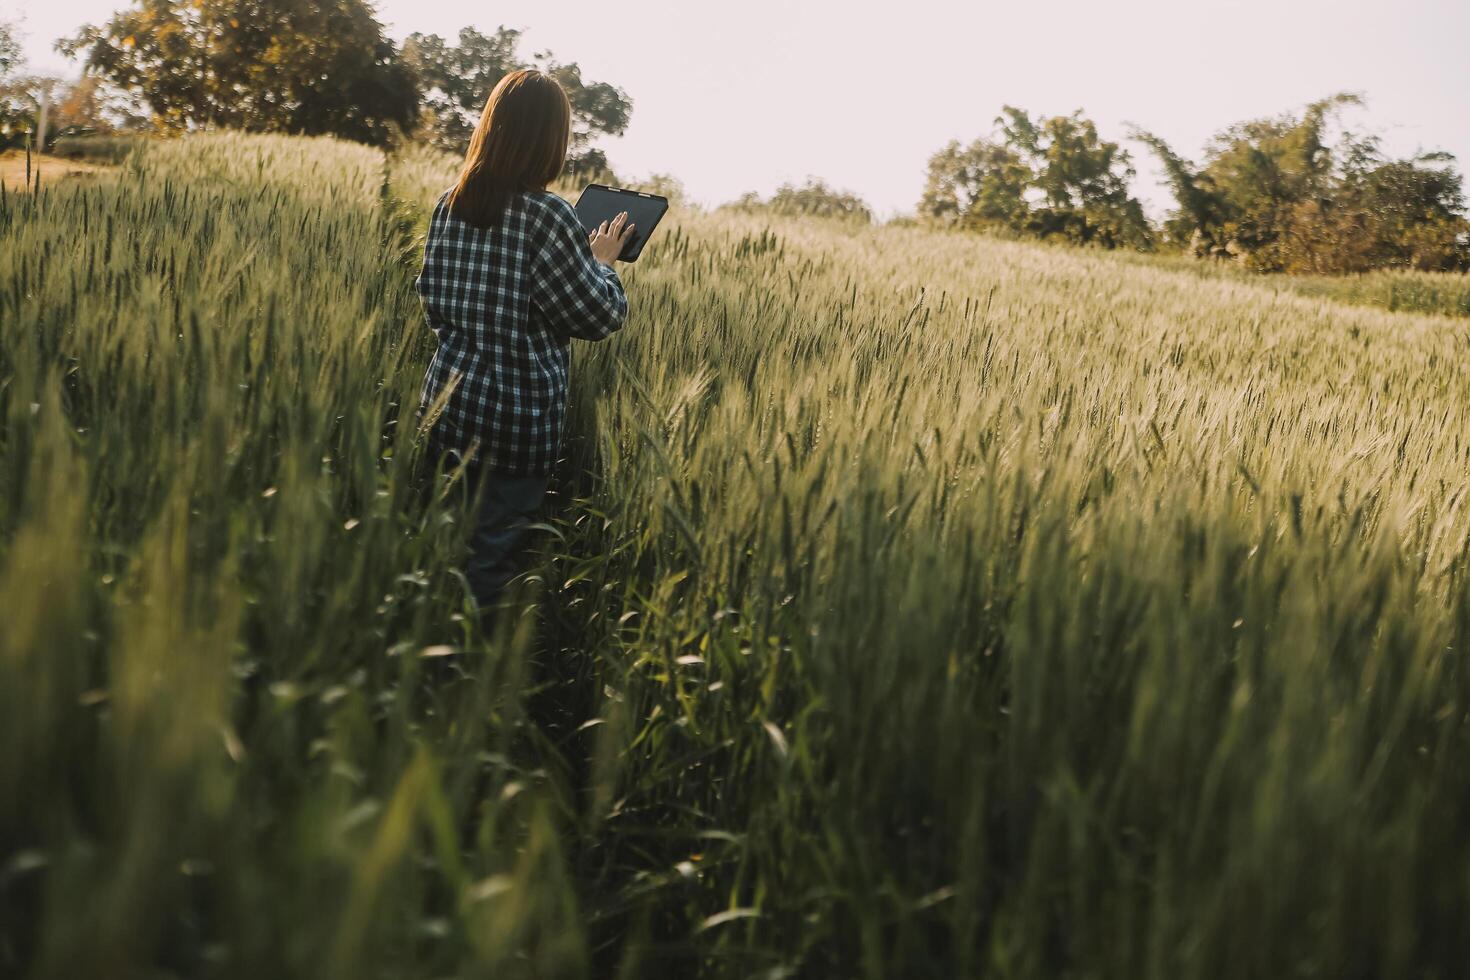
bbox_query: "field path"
[0,150,114,192]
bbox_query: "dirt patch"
[0,150,115,192]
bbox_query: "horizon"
[9,0,1470,219]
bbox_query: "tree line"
[739,98,1468,275]
[3,3,1466,275]
[0,1,630,173]
[920,96,1469,274]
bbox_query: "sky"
[9,0,1470,219]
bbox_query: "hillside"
[3,133,1469,979]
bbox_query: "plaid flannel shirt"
[415,188,628,475]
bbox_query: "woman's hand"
[589,211,636,266]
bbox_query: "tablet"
[573,184,669,262]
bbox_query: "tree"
[563,147,615,183]
[630,172,692,209]
[401,27,632,172]
[0,19,29,148]
[1126,126,1230,257]
[58,0,418,146]
[401,27,521,151]
[1348,151,1468,270]
[1195,94,1359,269]
[919,137,1029,229]
[50,75,150,137]
[920,107,1151,249]
[730,177,873,223]
[0,66,149,150]
[1135,94,1470,272]
[0,20,19,78]
[1001,107,1150,248]
[539,56,632,172]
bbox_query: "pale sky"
[9,0,1470,218]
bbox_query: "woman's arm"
[530,197,630,342]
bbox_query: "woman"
[415,69,635,611]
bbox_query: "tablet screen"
[573,184,669,262]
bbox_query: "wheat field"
[3,133,1469,979]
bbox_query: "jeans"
[463,469,550,609]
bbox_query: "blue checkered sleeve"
[531,196,629,342]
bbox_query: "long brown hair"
[446,69,571,228]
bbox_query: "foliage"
[0,72,148,151]
[401,26,632,173]
[50,75,151,137]
[400,27,521,152]
[921,106,1151,249]
[0,20,27,148]
[540,58,633,173]
[920,137,1029,228]
[729,176,873,223]
[562,146,618,184]
[0,15,148,150]
[629,171,694,209]
[0,74,58,149]
[0,20,18,78]
[7,133,1470,979]
[1133,94,1470,273]
[58,0,418,146]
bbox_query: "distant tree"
[0,74,60,149]
[540,56,632,173]
[630,172,693,209]
[1126,126,1231,257]
[51,75,150,137]
[563,147,617,184]
[0,69,148,151]
[401,27,520,151]
[401,27,632,173]
[1344,150,1468,271]
[0,19,29,147]
[1195,94,1357,269]
[770,178,872,222]
[919,137,1029,229]
[1135,94,1470,272]
[921,107,1151,249]
[731,177,872,223]
[1000,107,1150,248]
[0,20,19,77]
[58,0,418,146]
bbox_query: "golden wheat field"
[3,133,1470,979]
